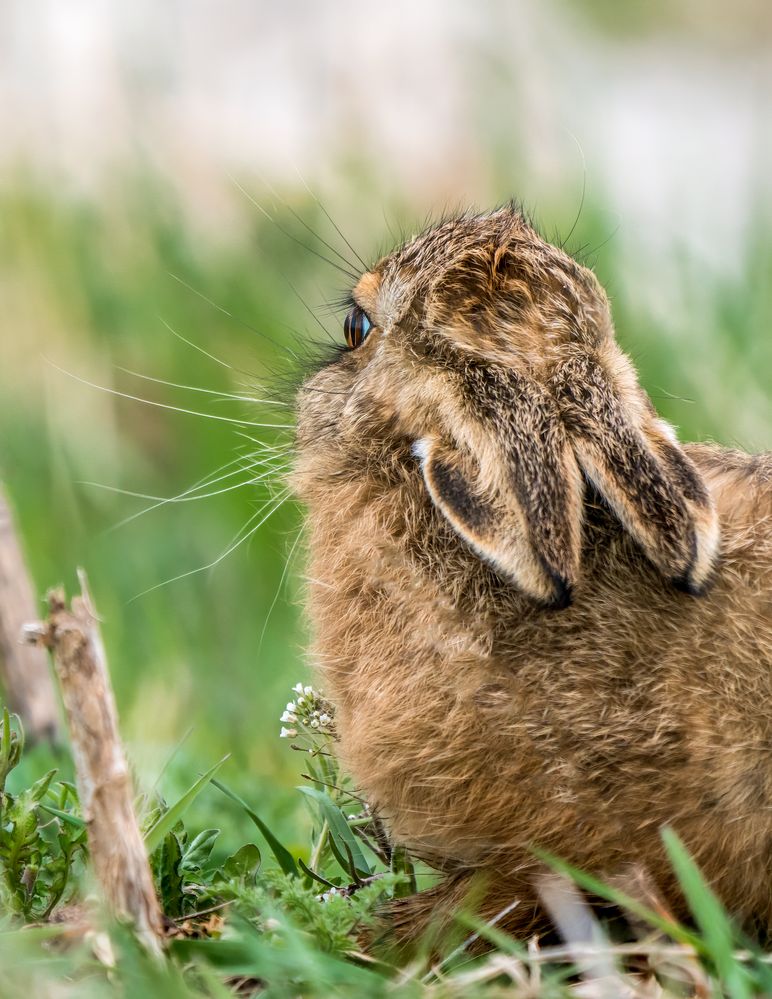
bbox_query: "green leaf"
[156,831,184,918]
[662,827,753,999]
[297,786,370,879]
[220,843,261,885]
[28,770,57,804]
[181,828,219,872]
[37,804,86,829]
[391,846,417,898]
[0,709,23,788]
[212,779,297,877]
[144,755,229,854]
[297,857,336,889]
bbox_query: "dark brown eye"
[343,306,372,349]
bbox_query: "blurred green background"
[0,0,770,853]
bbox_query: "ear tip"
[672,511,721,598]
[543,575,574,610]
[671,572,714,598]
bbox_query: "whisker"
[104,460,252,532]
[83,463,285,506]
[559,131,587,252]
[283,278,339,348]
[234,430,295,453]
[47,360,295,430]
[164,276,304,364]
[257,525,303,660]
[127,487,292,602]
[157,317,234,370]
[103,448,289,535]
[258,171,362,275]
[115,366,290,409]
[381,205,400,246]
[229,176,360,283]
[293,167,369,271]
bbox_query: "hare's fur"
[293,207,772,942]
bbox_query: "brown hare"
[292,205,772,945]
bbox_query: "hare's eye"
[343,306,372,349]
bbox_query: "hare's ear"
[557,355,720,594]
[416,395,585,609]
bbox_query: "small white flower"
[279,726,297,739]
[304,685,314,696]
[292,682,304,694]
[319,713,331,725]
[296,695,306,706]
[310,719,319,728]
[280,710,297,724]
[286,701,297,713]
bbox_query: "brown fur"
[291,207,772,945]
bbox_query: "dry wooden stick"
[25,569,164,954]
[0,484,60,742]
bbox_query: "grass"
[0,168,770,994]
[2,693,772,997]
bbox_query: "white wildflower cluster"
[279,682,336,741]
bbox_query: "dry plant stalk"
[25,569,164,954]
[0,484,60,742]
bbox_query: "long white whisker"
[257,526,303,659]
[229,176,359,283]
[157,317,233,369]
[84,464,286,505]
[46,360,295,430]
[234,430,294,455]
[127,487,292,602]
[257,171,361,276]
[116,366,290,408]
[105,459,249,532]
[165,276,303,363]
[293,166,369,271]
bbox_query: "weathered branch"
[0,484,60,743]
[25,569,164,953]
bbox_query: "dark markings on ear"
[466,364,584,605]
[420,360,584,608]
[427,453,491,534]
[657,440,711,507]
[554,354,718,592]
[418,349,717,606]
[422,438,574,609]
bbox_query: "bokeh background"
[1,0,771,851]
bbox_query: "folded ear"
[554,353,719,594]
[416,371,585,608]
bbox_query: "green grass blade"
[297,786,370,878]
[37,803,86,829]
[534,847,706,953]
[144,754,230,854]
[212,778,298,876]
[662,827,753,999]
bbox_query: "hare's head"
[294,206,719,607]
